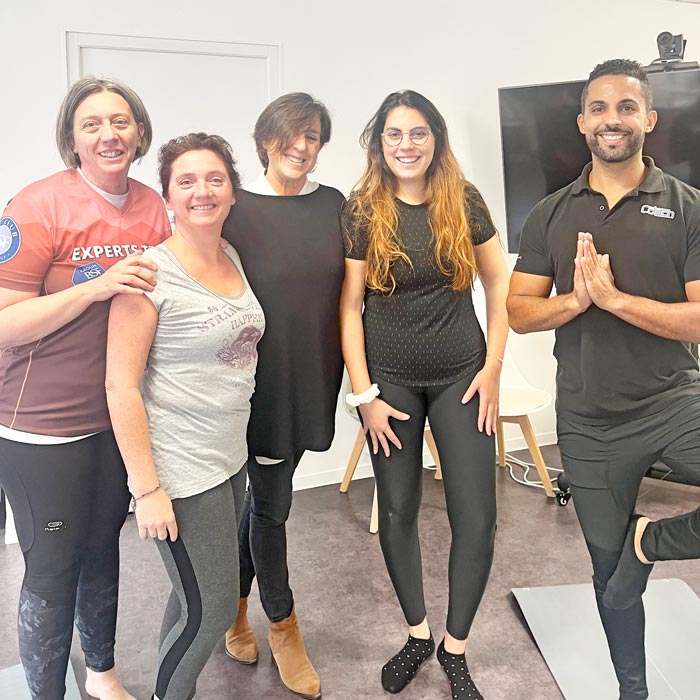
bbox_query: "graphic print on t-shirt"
[217,325,263,368]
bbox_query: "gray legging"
[367,372,497,640]
[154,469,246,700]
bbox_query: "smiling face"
[71,90,144,194]
[381,106,435,197]
[165,149,235,233]
[577,74,657,165]
[264,116,322,194]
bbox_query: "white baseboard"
[1,431,558,544]
[292,431,557,492]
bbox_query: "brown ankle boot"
[225,597,259,664]
[268,609,321,699]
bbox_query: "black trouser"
[558,395,700,700]
[367,373,497,640]
[238,451,304,622]
[0,432,130,700]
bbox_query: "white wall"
[1,0,698,493]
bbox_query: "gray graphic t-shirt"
[141,243,265,499]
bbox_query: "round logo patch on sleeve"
[0,217,21,263]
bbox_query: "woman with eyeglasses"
[340,90,509,699]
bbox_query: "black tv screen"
[499,70,700,252]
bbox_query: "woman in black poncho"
[221,92,344,700]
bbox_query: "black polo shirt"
[514,157,700,423]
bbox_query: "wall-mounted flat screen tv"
[499,69,700,252]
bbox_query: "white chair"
[338,372,441,533]
[497,347,554,496]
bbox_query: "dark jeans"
[558,394,700,700]
[368,373,497,640]
[238,451,304,622]
[0,432,130,700]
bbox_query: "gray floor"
[1,446,699,700]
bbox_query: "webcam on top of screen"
[645,31,699,73]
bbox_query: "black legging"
[558,396,700,700]
[367,372,496,640]
[0,432,130,700]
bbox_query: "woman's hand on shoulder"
[461,359,501,436]
[88,253,158,302]
[358,399,410,457]
[134,488,178,542]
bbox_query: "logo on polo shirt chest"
[641,205,675,219]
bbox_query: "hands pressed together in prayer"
[573,232,621,313]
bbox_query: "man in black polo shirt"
[507,58,700,700]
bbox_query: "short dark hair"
[158,132,241,198]
[56,75,153,168]
[253,92,331,168]
[581,58,653,112]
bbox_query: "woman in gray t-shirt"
[106,133,264,700]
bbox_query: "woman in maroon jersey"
[0,76,170,700]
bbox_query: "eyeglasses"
[381,127,432,147]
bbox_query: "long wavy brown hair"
[345,90,478,294]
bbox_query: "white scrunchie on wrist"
[346,383,380,407]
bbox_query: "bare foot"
[85,667,136,700]
[634,516,652,564]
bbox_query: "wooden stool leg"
[517,416,555,497]
[370,483,379,534]
[496,419,506,467]
[339,427,366,492]
[424,429,442,480]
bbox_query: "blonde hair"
[345,90,477,294]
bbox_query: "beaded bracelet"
[131,484,161,510]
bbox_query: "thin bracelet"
[486,354,504,365]
[133,484,161,502]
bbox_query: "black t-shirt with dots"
[344,185,497,387]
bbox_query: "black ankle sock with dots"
[381,634,435,694]
[437,639,483,700]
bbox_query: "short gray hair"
[55,75,153,168]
